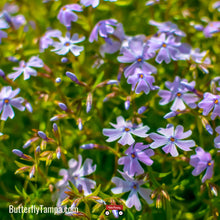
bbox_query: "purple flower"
[190,147,214,183]
[149,124,195,157]
[149,20,186,37]
[198,92,220,120]
[145,0,160,6]
[203,22,220,38]
[40,29,62,51]
[147,33,181,64]
[8,56,44,80]
[127,68,158,94]
[118,142,154,176]
[158,76,199,111]
[0,86,25,121]
[111,170,153,211]
[118,38,157,78]
[103,116,150,146]
[177,48,211,74]
[57,4,83,27]
[80,0,99,8]
[0,18,9,43]
[89,19,117,42]
[213,1,220,11]
[56,155,96,206]
[100,23,125,56]
[52,32,85,56]
[214,126,220,149]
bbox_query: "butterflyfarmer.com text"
[9,205,78,215]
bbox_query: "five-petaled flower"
[118,142,154,176]
[111,170,153,211]
[198,92,220,120]
[89,19,118,42]
[127,68,158,94]
[57,4,83,27]
[147,33,181,64]
[158,76,199,111]
[118,38,156,77]
[103,116,150,146]
[149,124,195,157]
[0,86,25,121]
[8,56,44,81]
[52,32,85,56]
[56,155,96,207]
[190,147,214,183]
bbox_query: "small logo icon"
[104,205,124,217]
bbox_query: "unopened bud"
[86,93,92,113]
[58,102,68,111]
[137,106,147,114]
[38,131,48,140]
[66,71,79,83]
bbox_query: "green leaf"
[92,71,104,89]
[89,184,101,197]
[85,202,91,219]
[68,181,79,195]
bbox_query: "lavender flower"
[8,56,44,80]
[214,126,220,149]
[118,38,157,77]
[52,32,85,56]
[57,4,83,27]
[213,1,220,11]
[40,29,62,51]
[56,155,96,206]
[190,147,214,183]
[103,116,150,146]
[150,124,195,157]
[118,143,154,176]
[89,19,117,42]
[0,86,25,120]
[145,0,160,6]
[149,20,186,37]
[198,92,220,120]
[80,0,99,8]
[158,76,199,111]
[0,18,9,43]
[100,23,125,56]
[111,170,153,211]
[177,48,211,74]
[203,22,220,38]
[147,33,181,64]
[127,68,158,94]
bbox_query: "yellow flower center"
[131,153,136,158]
[170,137,175,142]
[65,42,70,46]
[208,162,212,166]
[162,43,167,48]
[4,99,9,104]
[177,92,181,97]
[125,127,130,132]
[214,99,218,104]
[140,74,144,79]
[62,7,66,11]
[137,58,142,62]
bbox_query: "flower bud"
[38,131,48,140]
[137,106,147,114]
[55,77,61,83]
[61,57,68,63]
[66,71,79,83]
[80,143,95,149]
[77,118,83,130]
[58,102,68,111]
[86,93,92,113]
